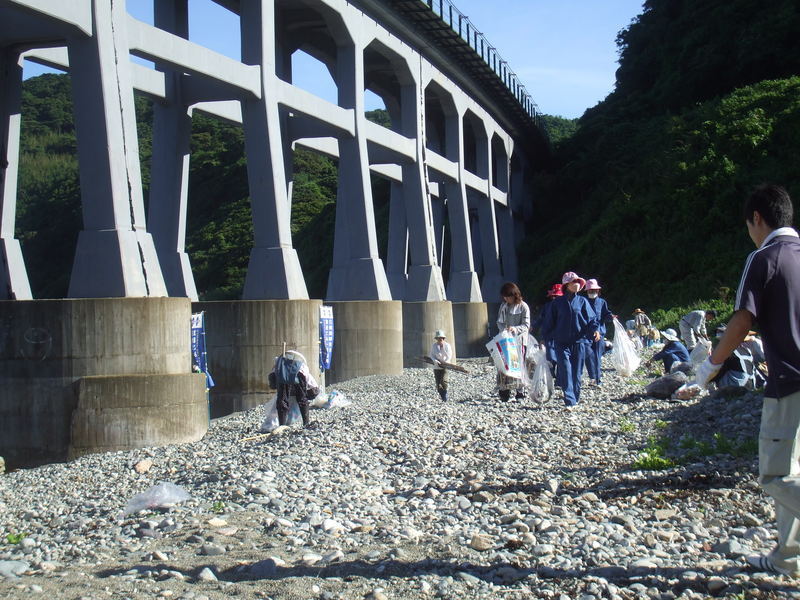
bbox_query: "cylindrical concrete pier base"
[195,300,322,418]
[402,301,455,367]
[453,302,490,357]
[326,301,403,384]
[0,298,207,469]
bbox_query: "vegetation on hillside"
[519,0,800,322]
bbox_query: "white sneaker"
[746,554,795,577]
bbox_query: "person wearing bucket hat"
[632,308,653,347]
[540,272,599,408]
[583,278,616,385]
[647,329,689,373]
[429,330,452,401]
[496,282,531,401]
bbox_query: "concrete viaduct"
[0,0,548,468]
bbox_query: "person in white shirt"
[429,330,453,401]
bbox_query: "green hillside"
[519,0,800,327]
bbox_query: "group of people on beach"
[428,184,800,579]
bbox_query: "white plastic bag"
[486,330,522,379]
[328,390,351,408]
[260,394,301,432]
[530,347,554,402]
[121,482,191,517]
[689,339,712,367]
[611,318,641,377]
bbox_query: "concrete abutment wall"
[0,298,208,469]
[195,300,322,418]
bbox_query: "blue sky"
[24,0,644,119]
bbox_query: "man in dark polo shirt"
[695,183,800,577]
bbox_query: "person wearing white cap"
[540,272,599,408]
[583,278,615,385]
[429,330,452,401]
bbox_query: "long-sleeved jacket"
[587,296,613,336]
[429,341,452,369]
[681,310,708,337]
[497,301,531,338]
[540,292,598,346]
[651,341,690,372]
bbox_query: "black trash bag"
[645,371,688,399]
[670,361,693,375]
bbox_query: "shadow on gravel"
[96,559,800,597]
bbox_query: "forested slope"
[521,0,800,323]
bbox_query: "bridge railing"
[422,0,540,124]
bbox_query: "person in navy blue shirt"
[647,328,690,373]
[540,272,599,408]
[583,278,615,385]
[532,283,563,373]
[694,184,800,577]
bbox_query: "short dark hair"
[744,184,794,229]
[500,282,523,305]
[705,310,716,319]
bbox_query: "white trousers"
[760,390,800,574]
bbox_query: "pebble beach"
[1,354,798,600]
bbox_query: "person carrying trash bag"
[540,272,599,409]
[269,352,318,429]
[583,278,615,385]
[532,283,563,376]
[496,282,531,401]
[429,330,453,401]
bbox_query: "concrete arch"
[491,132,509,193]
[424,80,458,162]
[462,109,488,179]
[275,0,352,91]
[362,38,415,134]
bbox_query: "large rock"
[646,372,688,398]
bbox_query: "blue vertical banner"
[191,312,215,388]
[319,305,334,371]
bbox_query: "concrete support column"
[431,192,446,266]
[67,0,167,298]
[327,44,391,301]
[386,181,408,300]
[327,300,403,383]
[445,181,481,302]
[0,48,32,300]
[240,0,308,300]
[148,0,198,300]
[195,299,321,417]
[0,298,207,468]
[496,203,518,282]
[400,81,445,302]
[452,301,489,357]
[476,193,504,299]
[402,301,454,367]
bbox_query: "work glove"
[694,357,722,389]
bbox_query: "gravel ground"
[1,352,799,600]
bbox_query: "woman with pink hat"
[583,278,615,385]
[540,272,600,408]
